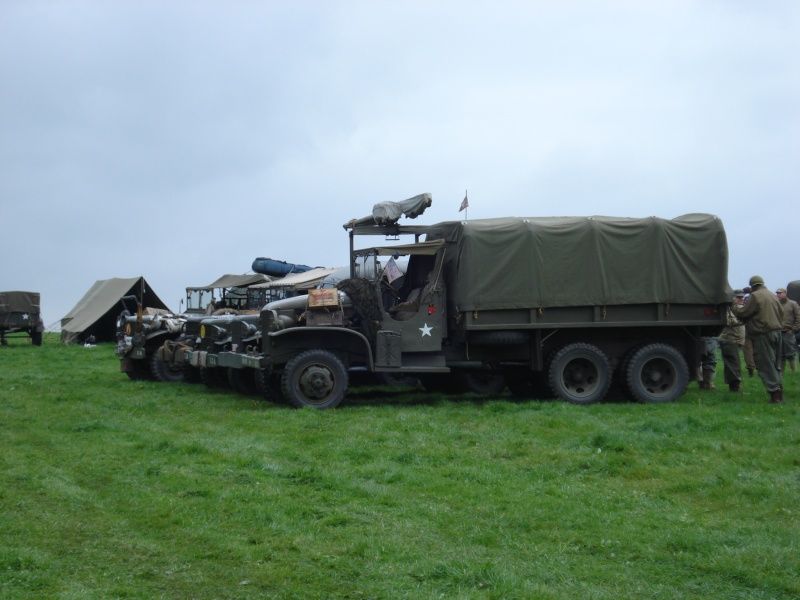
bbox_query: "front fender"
[266,326,375,370]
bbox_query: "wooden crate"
[307,288,340,309]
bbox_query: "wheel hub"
[299,365,334,400]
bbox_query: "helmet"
[749,275,765,287]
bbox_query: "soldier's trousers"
[719,341,743,384]
[743,337,755,370]
[751,331,782,393]
[779,331,796,360]
[700,337,718,375]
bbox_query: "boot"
[747,367,754,378]
[790,356,797,374]
[769,389,784,403]
[700,370,717,391]
[728,381,741,393]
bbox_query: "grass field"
[1,334,799,599]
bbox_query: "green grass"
[1,334,799,599]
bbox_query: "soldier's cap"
[733,289,745,297]
[776,287,787,293]
[749,275,765,287]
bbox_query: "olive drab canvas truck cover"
[1,291,41,315]
[1,291,44,345]
[433,213,731,312]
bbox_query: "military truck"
[115,274,270,381]
[214,194,731,408]
[183,269,343,394]
[0,291,44,346]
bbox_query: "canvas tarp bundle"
[343,193,433,229]
[432,214,731,311]
[0,291,40,314]
[190,274,271,291]
[252,267,340,290]
[61,277,170,344]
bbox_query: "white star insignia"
[419,323,433,337]
[22,313,30,321]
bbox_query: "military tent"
[61,277,170,344]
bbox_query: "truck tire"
[255,369,284,403]
[625,343,689,403]
[615,344,645,400]
[228,367,258,396]
[548,343,611,404]
[183,365,202,383]
[151,350,186,383]
[281,349,348,409]
[506,370,554,400]
[125,361,152,381]
[200,367,227,389]
[31,331,43,346]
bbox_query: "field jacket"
[719,307,745,345]
[732,286,783,334]
[779,297,800,332]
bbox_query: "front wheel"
[281,350,348,409]
[125,359,152,381]
[151,349,186,382]
[625,344,689,403]
[548,343,611,404]
[200,367,228,389]
[255,369,284,403]
[228,367,258,396]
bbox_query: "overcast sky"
[2,1,798,328]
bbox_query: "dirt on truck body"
[216,194,731,408]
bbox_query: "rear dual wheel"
[624,343,689,403]
[548,343,611,405]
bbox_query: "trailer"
[0,291,44,346]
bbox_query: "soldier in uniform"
[697,336,718,390]
[741,286,757,377]
[776,286,800,374]
[719,289,746,392]
[732,276,784,403]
